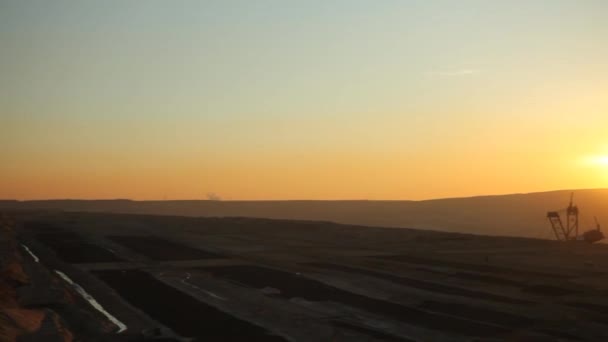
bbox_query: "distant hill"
[2,189,608,239]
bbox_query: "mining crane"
[546,193,604,243]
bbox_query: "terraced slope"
[9,211,608,341]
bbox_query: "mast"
[566,192,579,239]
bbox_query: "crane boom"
[547,211,567,240]
[546,193,604,243]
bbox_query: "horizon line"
[3,188,608,203]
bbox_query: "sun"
[589,155,608,166]
[580,154,608,172]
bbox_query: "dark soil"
[198,265,509,337]
[107,235,223,261]
[92,269,286,342]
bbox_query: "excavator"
[546,193,604,243]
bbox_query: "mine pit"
[568,302,608,314]
[36,232,123,263]
[418,300,534,329]
[415,267,529,287]
[375,254,569,279]
[303,262,531,305]
[92,269,286,342]
[9,211,608,341]
[197,265,508,337]
[449,271,526,287]
[521,284,577,296]
[54,270,128,333]
[108,235,224,261]
[331,320,415,342]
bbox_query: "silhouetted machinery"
[546,193,604,243]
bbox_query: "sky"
[1,0,608,200]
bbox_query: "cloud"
[428,69,481,77]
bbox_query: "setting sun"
[592,156,608,166]
[585,155,608,167]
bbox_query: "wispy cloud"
[428,69,481,77]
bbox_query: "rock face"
[0,213,126,341]
[0,214,74,342]
[2,213,185,342]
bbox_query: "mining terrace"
[4,210,608,341]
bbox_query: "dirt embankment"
[0,214,74,342]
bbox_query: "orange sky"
[2,1,608,200]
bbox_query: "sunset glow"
[2,1,608,200]
[590,156,608,166]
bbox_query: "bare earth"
[6,210,608,341]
